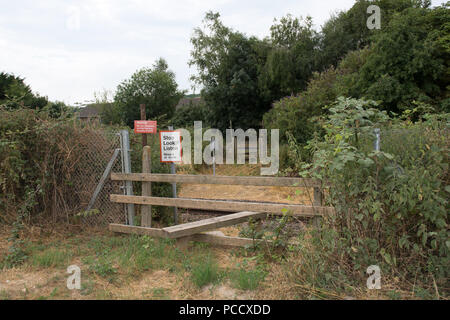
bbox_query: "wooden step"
[162,211,266,238]
[109,224,167,238]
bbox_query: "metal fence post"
[120,130,135,225]
[212,136,216,176]
[374,128,380,151]
[168,126,178,224]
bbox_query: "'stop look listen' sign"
[160,131,182,163]
[134,120,157,134]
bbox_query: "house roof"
[78,105,100,118]
[176,96,203,110]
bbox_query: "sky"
[0,0,444,106]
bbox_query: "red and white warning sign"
[160,131,182,162]
[134,120,157,134]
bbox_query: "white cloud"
[0,0,444,105]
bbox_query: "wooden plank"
[162,211,266,238]
[109,224,166,238]
[110,173,321,188]
[108,225,275,248]
[141,146,152,227]
[110,194,333,216]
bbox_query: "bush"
[0,107,94,223]
[295,97,449,291]
[263,48,370,145]
[170,100,208,128]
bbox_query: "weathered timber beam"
[111,173,321,188]
[161,211,266,238]
[110,194,333,217]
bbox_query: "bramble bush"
[0,107,172,225]
[291,97,449,292]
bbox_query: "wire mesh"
[68,127,126,226]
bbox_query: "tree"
[319,0,431,70]
[259,15,321,101]
[171,99,208,128]
[190,12,270,130]
[263,48,371,144]
[0,72,48,109]
[114,58,183,127]
[356,4,449,113]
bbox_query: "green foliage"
[1,186,38,268]
[319,0,428,68]
[187,1,448,149]
[297,97,449,286]
[171,99,208,128]
[31,248,72,268]
[0,107,121,224]
[264,3,448,155]
[259,15,321,101]
[190,12,272,130]
[357,4,450,113]
[264,48,371,145]
[85,255,117,280]
[190,254,219,287]
[231,263,266,291]
[239,214,294,260]
[0,72,48,110]
[114,58,184,127]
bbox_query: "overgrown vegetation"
[0,107,116,224]
[1,0,448,300]
[287,97,449,296]
[189,1,448,134]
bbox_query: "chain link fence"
[69,127,126,226]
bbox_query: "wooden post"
[140,104,147,147]
[313,186,323,228]
[141,146,152,227]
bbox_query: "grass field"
[0,223,438,300]
[0,225,269,300]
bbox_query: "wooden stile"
[109,224,275,247]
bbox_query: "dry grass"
[0,223,442,300]
[0,225,262,300]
